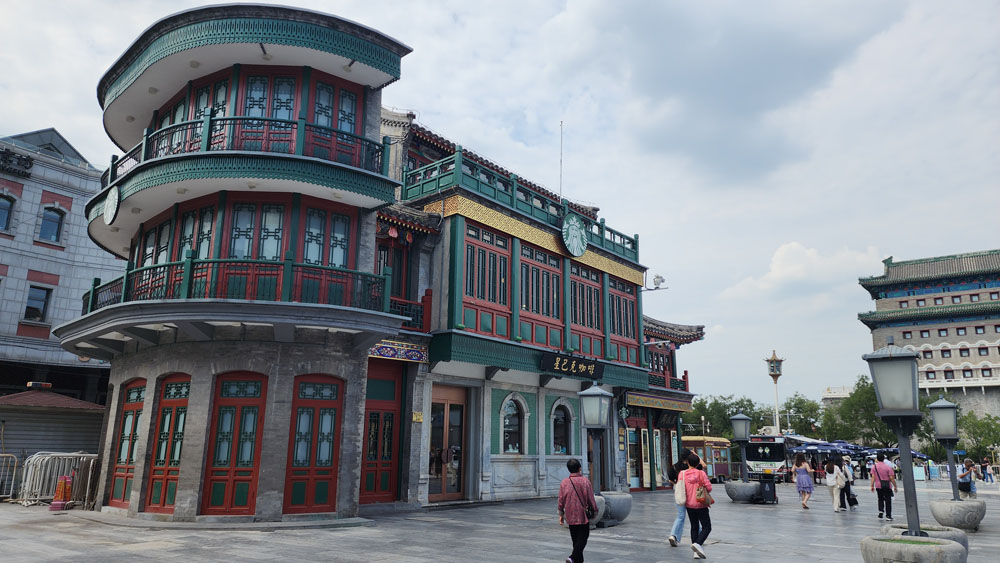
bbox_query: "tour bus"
[745,435,789,482]
[682,436,732,483]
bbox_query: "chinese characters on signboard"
[0,148,33,179]
[540,351,604,380]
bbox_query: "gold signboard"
[625,392,692,412]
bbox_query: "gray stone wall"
[100,338,371,521]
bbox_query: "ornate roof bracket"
[485,366,508,380]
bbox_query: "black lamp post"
[578,383,613,494]
[731,413,751,483]
[863,345,926,537]
[928,396,961,502]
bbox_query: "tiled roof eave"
[859,267,1000,288]
[857,301,1000,327]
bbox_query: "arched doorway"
[108,379,147,508]
[202,373,268,515]
[146,374,190,513]
[283,374,344,514]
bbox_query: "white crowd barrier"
[0,454,17,498]
[16,452,99,508]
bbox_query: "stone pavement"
[0,479,996,562]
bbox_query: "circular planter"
[724,481,761,502]
[587,495,606,529]
[929,499,987,532]
[596,491,632,527]
[860,535,966,563]
[880,524,968,551]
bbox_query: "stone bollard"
[596,491,632,528]
[588,496,606,530]
[724,480,761,502]
[879,523,968,552]
[929,499,987,532]
[860,535,966,563]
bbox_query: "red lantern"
[389,226,398,238]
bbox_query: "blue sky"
[2,0,997,404]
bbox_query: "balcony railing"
[647,371,689,392]
[389,289,433,332]
[101,116,388,188]
[82,254,392,317]
[402,149,639,262]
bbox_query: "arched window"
[502,399,522,454]
[552,405,572,455]
[39,207,64,242]
[0,196,13,231]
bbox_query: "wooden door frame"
[108,379,147,509]
[145,374,190,513]
[428,385,467,503]
[283,374,345,514]
[360,360,403,504]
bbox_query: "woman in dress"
[794,453,814,509]
[826,457,847,512]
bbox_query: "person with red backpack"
[558,458,598,563]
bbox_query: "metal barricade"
[17,452,99,508]
[0,453,17,498]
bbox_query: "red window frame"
[518,242,562,349]
[360,360,402,505]
[284,374,345,514]
[462,222,510,338]
[108,379,147,509]
[145,374,190,513]
[202,373,268,516]
[609,276,639,365]
[376,236,409,299]
[570,264,603,360]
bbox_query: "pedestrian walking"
[825,457,846,512]
[793,453,814,509]
[667,448,702,547]
[557,458,598,563]
[840,456,857,511]
[957,458,978,499]
[810,456,820,484]
[865,458,874,481]
[682,452,713,559]
[982,458,994,484]
[870,453,897,520]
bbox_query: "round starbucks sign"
[561,214,587,257]
[103,185,120,225]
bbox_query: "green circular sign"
[103,185,120,226]
[561,214,587,257]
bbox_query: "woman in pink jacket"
[557,458,598,563]
[682,453,712,559]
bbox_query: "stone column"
[171,366,213,521]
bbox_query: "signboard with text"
[540,351,604,380]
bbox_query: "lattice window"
[298,382,338,400]
[314,83,335,132]
[304,209,326,265]
[244,76,268,128]
[329,214,350,268]
[155,221,171,264]
[125,386,146,403]
[229,204,255,259]
[338,90,357,134]
[316,408,336,467]
[236,407,258,467]
[293,408,314,467]
[213,406,235,466]
[212,80,228,117]
[220,380,262,398]
[154,408,173,466]
[271,77,296,128]
[381,413,394,460]
[257,205,284,261]
[164,381,190,400]
[197,207,214,259]
[366,411,380,461]
[169,407,186,466]
[178,211,196,258]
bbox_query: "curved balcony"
[99,5,411,148]
[86,116,395,258]
[59,256,407,361]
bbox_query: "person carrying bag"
[870,453,897,520]
[682,453,712,559]
[558,458,598,563]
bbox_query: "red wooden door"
[360,360,402,504]
[202,374,267,515]
[146,374,190,513]
[108,379,146,508]
[283,375,344,513]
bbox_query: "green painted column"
[449,215,466,329]
[602,272,612,360]
[646,407,657,491]
[563,257,572,351]
[510,238,521,341]
[226,64,241,116]
[636,281,646,367]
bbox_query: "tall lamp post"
[928,397,961,502]
[731,413,751,483]
[578,383,614,494]
[765,350,784,430]
[863,345,926,537]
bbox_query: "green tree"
[819,406,853,443]
[835,375,896,447]
[780,393,822,437]
[681,395,770,439]
[958,411,1000,460]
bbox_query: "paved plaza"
[1,479,996,562]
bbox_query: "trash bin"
[758,473,777,504]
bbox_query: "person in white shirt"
[840,456,856,511]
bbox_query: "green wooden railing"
[101,116,389,188]
[82,254,391,316]
[402,148,639,262]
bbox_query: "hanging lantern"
[389,226,398,238]
[405,231,413,243]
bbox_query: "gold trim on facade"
[427,195,645,285]
[626,392,693,412]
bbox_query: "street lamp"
[863,345,926,538]
[765,350,784,430]
[731,413,751,483]
[928,397,961,502]
[578,383,613,494]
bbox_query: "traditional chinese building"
[53,4,685,522]
[621,316,703,491]
[858,250,1000,417]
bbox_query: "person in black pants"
[682,453,712,559]
[558,458,598,563]
[870,452,897,520]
